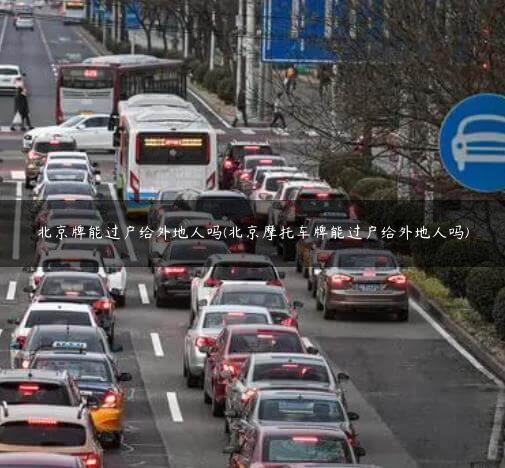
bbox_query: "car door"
[73,117,107,149]
[93,116,113,149]
[228,358,250,413]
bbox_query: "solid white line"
[138,283,149,304]
[107,183,138,262]
[10,171,25,181]
[215,129,226,135]
[36,19,56,75]
[0,16,7,52]
[188,88,232,129]
[12,182,22,260]
[240,128,256,135]
[6,281,16,301]
[302,336,313,349]
[166,392,183,422]
[150,332,164,357]
[488,388,505,460]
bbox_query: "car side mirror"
[112,344,123,352]
[306,346,319,355]
[118,372,132,382]
[337,372,350,382]
[347,411,359,421]
[293,300,303,309]
[278,271,285,279]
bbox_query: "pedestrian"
[270,92,286,130]
[11,87,32,131]
[232,89,248,127]
[284,64,297,97]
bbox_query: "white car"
[183,305,273,387]
[43,156,100,186]
[8,302,98,367]
[23,114,113,152]
[33,168,92,197]
[0,65,24,93]
[250,171,312,219]
[14,14,34,30]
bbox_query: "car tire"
[211,391,224,417]
[24,179,31,189]
[397,308,409,322]
[115,295,125,307]
[186,369,200,388]
[323,300,335,320]
[316,293,323,311]
[203,385,211,404]
[110,431,122,449]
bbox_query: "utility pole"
[245,0,255,118]
[209,10,216,70]
[183,0,189,59]
[235,0,244,101]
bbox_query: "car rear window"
[229,332,303,353]
[169,242,229,261]
[245,158,285,170]
[61,243,115,259]
[203,312,268,328]
[321,237,379,250]
[212,264,276,281]
[0,382,71,406]
[46,171,86,182]
[44,183,92,197]
[195,198,253,219]
[26,310,91,328]
[259,399,345,423]
[231,145,272,160]
[40,277,104,297]
[337,253,396,269]
[34,141,76,154]
[47,163,88,171]
[42,259,99,273]
[252,363,329,383]
[27,332,104,354]
[0,68,19,75]
[32,357,111,383]
[46,200,94,211]
[0,421,86,447]
[266,176,293,192]
[263,435,352,463]
[221,292,287,309]
[297,193,349,216]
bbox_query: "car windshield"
[61,116,85,128]
[46,170,86,182]
[27,331,104,354]
[0,422,86,447]
[203,312,268,328]
[231,145,272,160]
[0,382,71,406]
[47,163,88,172]
[32,357,111,383]
[40,277,104,297]
[26,310,91,327]
[0,68,19,75]
[253,363,329,383]
[337,253,396,269]
[168,242,229,261]
[229,332,303,353]
[245,158,285,170]
[221,291,287,309]
[195,198,253,219]
[42,259,99,273]
[259,399,345,423]
[263,435,352,463]
[34,142,76,153]
[61,243,116,259]
[212,264,276,281]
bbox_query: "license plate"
[80,391,93,396]
[322,212,343,217]
[357,284,381,292]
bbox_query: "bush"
[493,288,505,339]
[351,177,394,199]
[435,239,491,297]
[203,67,227,94]
[466,264,505,322]
[217,78,235,104]
[194,63,208,83]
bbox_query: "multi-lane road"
[0,9,501,468]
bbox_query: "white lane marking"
[12,182,22,260]
[166,392,183,423]
[0,16,7,52]
[107,183,138,262]
[6,281,16,301]
[301,337,313,349]
[150,332,164,357]
[36,19,56,77]
[240,128,256,135]
[488,388,505,460]
[10,171,25,181]
[138,283,149,304]
[188,88,232,129]
[215,129,226,135]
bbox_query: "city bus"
[61,0,86,23]
[55,55,187,123]
[115,104,217,215]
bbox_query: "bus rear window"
[138,133,209,165]
[0,421,85,447]
[61,68,113,89]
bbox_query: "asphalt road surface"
[0,9,500,468]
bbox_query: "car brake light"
[266,278,283,287]
[221,361,239,378]
[195,336,215,350]
[282,363,299,368]
[204,277,221,287]
[33,274,42,286]
[159,266,187,277]
[240,173,250,180]
[317,252,330,264]
[244,145,260,150]
[28,418,58,425]
[18,383,39,395]
[16,335,27,349]
[292,436,319,443]
[280,317,297,327]
[81,453,100,467]
[28,150,41,160]
[241,388,257,402]
[387,274,408,288]
[92,299,113,311]
[259,159,272,164]
[102,391,119,409]
[223,159,234,170]
[330,274,353,288]
[229,242,246,253]
[49,139,60,145]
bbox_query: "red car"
[203,324,315,417]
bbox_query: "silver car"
[183,305,272,388]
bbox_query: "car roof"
[225,324,298,334]
[45,195,93,201]
[255,424,348,438]
[0,404,85,424]
[46,159,89,165]
[31,325,100,335]
[33,351,107,361]
[41,250,101,260]
[197,190,247,199]
[264,171,309,178]
[47,152,88,158]
[297,187,347,196]
[0,65,20,70]
[45,219,101,227]
[250,353,326,365]
[201,305,270,315]
[208,253,273,264]
[0,368,69,383]
[0,452,83,465]
[218,283,284,293]
[27,302,91,312]
[50,210,101,218]
[228,141,270,147]
[40,271,102,280]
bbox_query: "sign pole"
[245,0,255,118]
[130,30,135,55]
[235,0,243,101]
[210,11,216,71]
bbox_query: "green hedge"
[493,288,505,339]
[351,177,394,199]
[466,263,505,322]
[217,78,235,104]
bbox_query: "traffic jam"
[3,82,410,467]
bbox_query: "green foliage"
[194,63,208,83]
[217,78,235,104]
[466,264,505,322]
[351,177,394,199]
[203,67,227,94]
[435,239,491,297]
[318,154,364,189]
[493,288,505,339]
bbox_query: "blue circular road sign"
[439,93,505,192]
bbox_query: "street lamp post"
[235,0,244,102]
[245,0,255,118]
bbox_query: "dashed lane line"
[6,281,16,301]
[138,283,150,304]
[240,128,256,135]
[36,19,56,79]
[166,392,183,423]
[150,332,164,357]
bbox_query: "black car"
[153,239,230,307]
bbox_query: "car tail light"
[28,418,58,426]
[316,192,330,199]
[223,159,234,170]
[18,383,39,396]
[345,430,357,446]
[195,336,215,350]
[80,453,100,467]
[221,360,239,378]
[28,150,42,160]
[292,436,319,443]
[317,252,330,264]
[16,335,27,349]
[387,274,408,289]
[330,274,353,289]
[204,277,221,287]
[92,299,113,312]
[229,242,246,253]
[266,278,283,287]
[159,266,187,277]
[33,274,42,286]
[280,316,297,327]
[21,359,30,369]
[241,387,257,402]
[240,172,250,180]
[102,390,119,409]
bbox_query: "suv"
[25,135,77,188]
[276,187,351,260]
[218,141,272,189]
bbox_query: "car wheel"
[24,179,31,189]
[397,308,409,322]
[307,278,312,291]
[115,295,125,307]
[316,292,323,311]
[323,299,335,320]
[155,294,164,307]
[203,384,211,404]
[211,391,224,417]
[186,369,200,388]
[110,431,122,449]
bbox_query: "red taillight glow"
[317,252,330,264]
[330,274,353,288]
[18,384,39,395]
[229,242,246,253]
[223,159,234,170]
[159,266,187,277]
[204,277,221,287]
[195,336,215,350]
[316,192,330,199]
[102,391,118,409]
[80,453,100,467]
[241,387,257,402]
[282,363,299,368]
[92,299,113,311]
[266,278,283,287]
[28,150,42,160]
[33,275,42,286]
[17,335,27,349]
[280,317,297,327]
[28,418,58,426]
[387,274,408,288]
[292,436,319,443]
[240,172,250,180]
